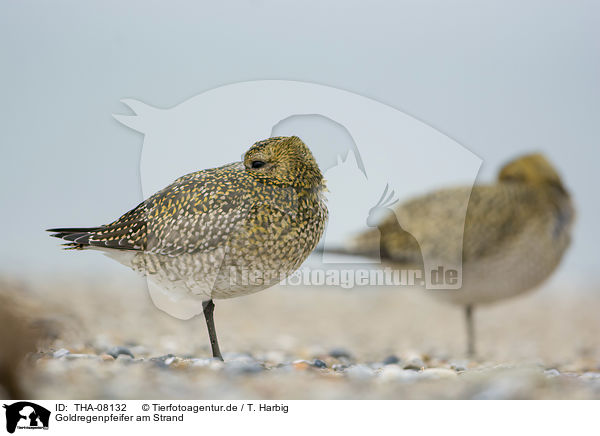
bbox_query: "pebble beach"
[3,275,600,400]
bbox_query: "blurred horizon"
[1,1,598,288]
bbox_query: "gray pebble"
[379,364,420,382]
[383,355,400,365]
[53,348,70,358]
[345,364,375,379]
[107,346,135,359]
[312,359,327,369]
[65,354,98,360]
[332,364,348,372]
[150,354,176,368]
[403,358,425,370]
[449,360,468,372]
[544,369,561,378]
[271,363,294,374]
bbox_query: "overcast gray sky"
[1,1,598,285]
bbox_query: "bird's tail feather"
[46,227,103,248]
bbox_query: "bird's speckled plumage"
[49,136,328,301]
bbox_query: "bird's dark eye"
[251,160,266,169]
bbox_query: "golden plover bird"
[345,153,574,356]
[48,136,328,360]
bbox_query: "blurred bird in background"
[340,153,575,356]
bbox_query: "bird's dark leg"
[465,304,475,357]
[202,299,223,361]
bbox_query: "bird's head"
[498,153,567,194]
[244,136,325,191]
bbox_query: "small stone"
[292,360,311,370]
[53,348,70,358]
[345,365,375,379]
[150,354,176,368]
[329,348,352,360]
[100,354,115,361]
[449,360,468,372]
[170,358,191,369]
[190,358,224,370]
[379,364,402,379]
[107,346,134,359]
[379,365,419,382]
[420,368,458,379]
[65,354,97,360]
[544,369,561,378]
[312,359,327,369]
[379,364,405,380]
[332,364,348,372]
[383,355,400,365]
[116,354,134,361]
[403,358,425,371]
[273,364,294,373]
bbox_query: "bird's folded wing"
[49,168,251,255]
[49,164,301,256]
